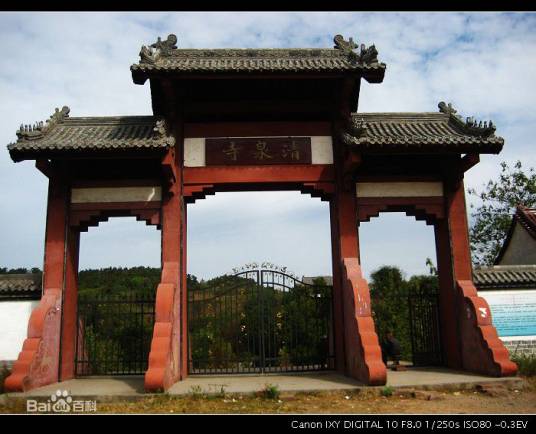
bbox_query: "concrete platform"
[3,368,524,401]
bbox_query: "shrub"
[511,353,536,377]
[0,363,11,394]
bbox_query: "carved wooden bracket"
[70,204,161,231]
[461,153,480,173]
[357,197,444,226]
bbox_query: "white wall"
[0,300,39,362]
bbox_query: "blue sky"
[1,12,535,280]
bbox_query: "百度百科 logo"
[26,390,97,413]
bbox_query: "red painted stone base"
[4,289,62,392]
[144,262,180,392]
[457,280,518,377]
[341,258,387,386]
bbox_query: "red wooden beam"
[183,164,335,185]
[184,121,332,138]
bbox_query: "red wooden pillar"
[4,172,70,391]
[145,116,184,391]
[180,203,188,378]
[331,183,386,385]
[329,200,346,373]
[59,226,80,380]
[435,178,517,376]
[330,127,386,384]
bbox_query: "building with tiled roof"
[475,207,536,356]
[495,205,536,265]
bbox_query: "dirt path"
[1,379,535,414]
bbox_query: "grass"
[511,353,536,377]
[3,384,534,414]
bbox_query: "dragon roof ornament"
[153,117,175,146]
[139,34,178,64]
[16,106,70,140]
[338,115,368,143]
[438,101,496,138]
[333,34,379,64]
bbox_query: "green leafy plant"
[380,386,394,397]
[261,383,280,400]
[511,353,536,377]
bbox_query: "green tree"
[369,266,411,360]
[468,160,536,265]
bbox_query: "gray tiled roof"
[131,34,386,84]
[473,265,536,290]
[0,274,42,299]
[8,110,175,162]
[342,111,504,154]
[8,105,504,160]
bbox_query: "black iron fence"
[75,293,155,376]
[187,269,334,374]
[408,285,442,366]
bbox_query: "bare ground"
[1,378,535,414]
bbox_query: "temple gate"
[4,34,517,393]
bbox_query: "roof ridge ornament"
[333,34,379,64]
[338,115,368,144]
[139,34,178,64]
[153,117,175,146]
[438,101,496,138]
[16,106,70,140]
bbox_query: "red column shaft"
[59,226,80,380]
[437,179,517,376]
[43,176,69,292]
[329,200,346,373]
[434,218,463,368]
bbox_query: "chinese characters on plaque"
[205,137,312,166]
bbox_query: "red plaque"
[205,137,312,166]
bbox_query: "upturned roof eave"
[130,65,385,86]
[8,146,170,163]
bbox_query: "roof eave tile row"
[0,274,42,299]
[340,107,504,154]
[473,265,536,289]
[130,34,386,84]
[8,113,175,162]
[8,105,505,160]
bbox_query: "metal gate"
[187,267,334,374]
[408,285,442,366]
[75,293,155,376]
